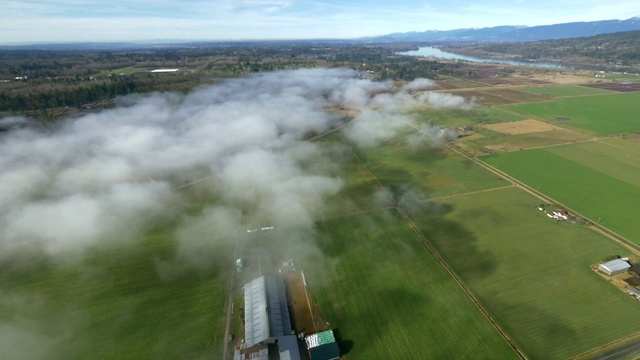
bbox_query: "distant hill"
[363,17,640,43]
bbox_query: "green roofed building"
[305,330,340,360]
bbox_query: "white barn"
[598,259,631,276]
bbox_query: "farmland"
[519,85,612,97]
[483,143,640,242]
[503,92,640,135]
[0,232,229,359]
[413,187,640,359]
[315,108,640,358]
[4,50,640,360]
[310,211,519,360]
[354,134,509,199]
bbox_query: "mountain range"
[364,17,640,43]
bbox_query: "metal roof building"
[598,259,631,276]
[243,275,294,347]
[628,288,640,300]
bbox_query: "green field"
[413,187,640,359]
[415,106,524,128]
[355,135,508,199]
[519,85,612,97]
[503,92,640,135]
[0,234,229,359]
[483,145,640,242]
[311,211,519,359]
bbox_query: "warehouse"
[598,259,631,276]
[237,275,304,360]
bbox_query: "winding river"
[397,46,566,69]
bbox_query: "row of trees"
[0,43,475,118]
[0,78,137,112]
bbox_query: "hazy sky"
[1,0,640,43]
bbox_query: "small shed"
[306,330,340,360]
[598,259,631,276]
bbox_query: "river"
[397,46,566,69]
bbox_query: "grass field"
[355,135,508,199]
[503,92,640,135]
[310,211,519,360]
[413,187,640,359]
[483,145,640,243]
[461,126,590,154]
[0,233,229,359]
[519,85,612,97]
[599,135,640,153]
[415,106,524,128]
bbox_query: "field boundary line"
[409,121,640,256]
[395,207,527,360]
[569,331,640,360]
[351,144,526,359]
[595,138,640,156]
[426,184,514,202]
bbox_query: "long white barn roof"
[600,259,631,273]
[244,277,269,347]
[243,275,293,348]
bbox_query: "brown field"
[475,77,533,86]
[481,88,547,102]
[437,79,488,89]
[436,81,459,89]
[582,83,640,92]
[452,90,520,105]
[286,272,316,334]
[462,115,593,153]
[483,119,559,135]
[524,73,591,84]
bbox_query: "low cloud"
[0,69,472,267]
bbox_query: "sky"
[1,0,640,44]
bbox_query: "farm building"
[305,330,340,360]
[628,288,640,300]
[598,259,631,276]
[236,275,304,360]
